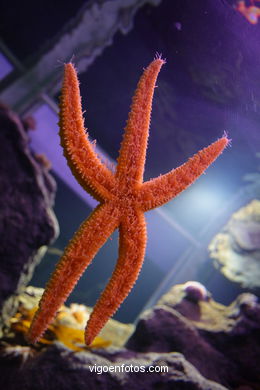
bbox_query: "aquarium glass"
[1,0,259,324]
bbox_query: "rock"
[2,286,134,350]
[0,343,227,390]
[126,283,260,389]
[209,200,260,289]
[1,275,258,388]
[0,286,228,390]
[0,104,58,334]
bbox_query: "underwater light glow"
[0,52,13,80]
[192,187,224,214]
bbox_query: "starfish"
[27,56,229,346]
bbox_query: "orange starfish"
[27,56,229,346]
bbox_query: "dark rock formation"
[0,285,227,390]
[127,282,260,389]
[1,278,258,388]
[0,103,58,333]
[0,343,227,390]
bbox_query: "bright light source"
[192,186,224,214]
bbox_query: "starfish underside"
[27,57,228,346]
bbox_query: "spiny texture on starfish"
[27,56,229,346]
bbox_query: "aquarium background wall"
[0,0,259,324]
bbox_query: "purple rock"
[0,103,58,330]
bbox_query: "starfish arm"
[85,210,147,345]
[27,203,120,344]
[116,56,165,185]
[60,63,116,201]
[140,136,229,211]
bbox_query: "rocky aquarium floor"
[0,282,260,390]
